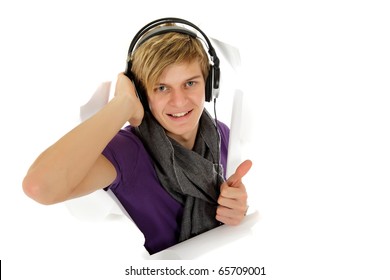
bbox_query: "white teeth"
[171,111,188,117]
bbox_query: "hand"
[114,73,144,126]
[216,160,252,226]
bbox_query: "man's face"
[147,60,206,147]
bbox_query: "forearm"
[23,94,132,202]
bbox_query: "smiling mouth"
[168,110,192,118]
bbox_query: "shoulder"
[217,120,230,133]
[115,125,141,142]
[103,125,146,158]
[216,120,229,177]
[217,120,230,145]
[102,126,145,185]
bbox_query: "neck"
[166,127,198,150]
[175,137,195,150]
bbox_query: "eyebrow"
[154,75,203,86]
[185,75,203,81]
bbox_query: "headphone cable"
[213,97,222,181]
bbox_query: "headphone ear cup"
[124,68,149,111]
[205,65,213,102]
[133,78,149,111]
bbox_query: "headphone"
[124,17,220,109]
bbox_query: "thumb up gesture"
[216,160,252,226]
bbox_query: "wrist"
[112,93,144,127]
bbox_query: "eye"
[186,81,196,87]
[154,85,168,93]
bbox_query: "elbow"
[22,173,58,205]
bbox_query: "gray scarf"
[135,109,224,242]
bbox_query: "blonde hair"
[131,31,210,93]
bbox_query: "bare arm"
[22,74,144,205]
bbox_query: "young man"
[23,18,252,254]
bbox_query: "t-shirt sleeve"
[101,126,142,191]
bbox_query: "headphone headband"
[128,17,219,67]
[134,26,198,51]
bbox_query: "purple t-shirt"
[102,121,229,254]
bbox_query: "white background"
[1,0,389,279]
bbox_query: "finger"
[218,195,247,211]
[227,159,252,186]
[216,206,244,226]
[219,184,247,200]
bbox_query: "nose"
[169,88,187,107]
